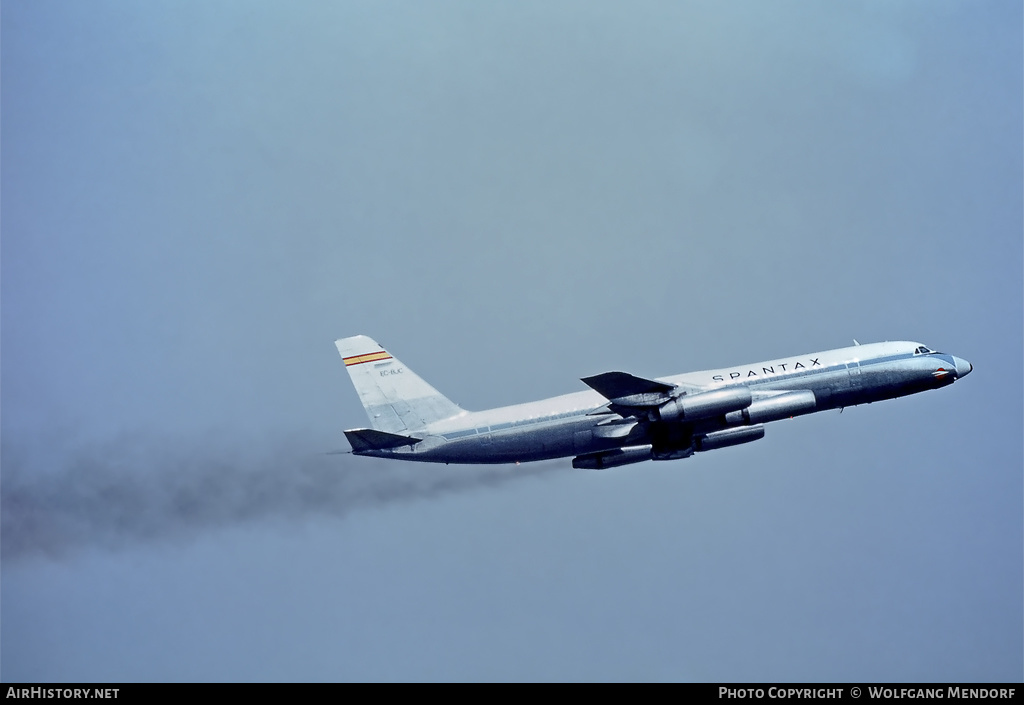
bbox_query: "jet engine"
[573,445,653,470]
[724,391,816,425]
[656,387,752,423]
[695,425,765,451]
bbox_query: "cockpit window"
[914,345,942,355]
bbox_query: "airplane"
[336,335,972,469]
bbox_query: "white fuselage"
[345,341,972,466]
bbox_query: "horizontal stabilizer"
[581,371,675,405]
[344,428,422,453]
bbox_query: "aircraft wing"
[581,371,676,407]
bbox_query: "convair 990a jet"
[337,336,972,469]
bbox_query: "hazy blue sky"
[3,1,1021,681]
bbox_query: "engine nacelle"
[724,391,816,425]
[573,445,653,469]
[696,425,765,452]
[657,387,752,423]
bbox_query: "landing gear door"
[574,429,594,453]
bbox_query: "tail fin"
[335,335,465,433]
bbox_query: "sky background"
[2,0,1021,682]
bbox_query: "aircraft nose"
[953,356,973,378]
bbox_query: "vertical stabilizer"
[335,335,464,433]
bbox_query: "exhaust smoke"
[1,434,564,560]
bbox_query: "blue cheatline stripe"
[442,408,594,439]
[859,352,916,368]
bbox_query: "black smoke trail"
[1,434,566,560]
